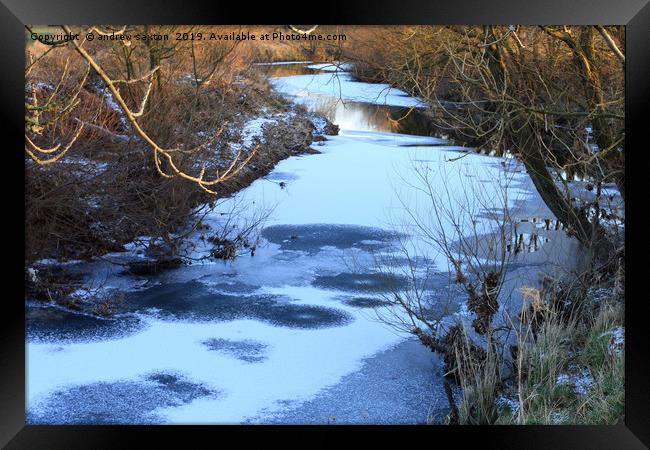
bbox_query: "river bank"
[26,65,339,305]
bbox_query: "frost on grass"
[556,369,595,397]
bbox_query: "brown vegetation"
[24,26,333,277]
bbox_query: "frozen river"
[26,62,574,424]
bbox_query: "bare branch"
[61,25,258,195]
[288,25,319,35]
[595,26,625,65]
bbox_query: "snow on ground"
[228,116,274,153]
[228,110,298,153]
[603,326,625,354]
[58,157,110,174]
[98,84,130,130]
[557,369,595,396]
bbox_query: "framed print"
[2,0,648,447]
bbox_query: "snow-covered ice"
[271,72,425,108]
[307,62,354,72]
[253,61,313,66]
[27,63,558,424]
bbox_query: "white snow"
[496,395,520,414]
[556,369,595,396]
[609,326,625,349]
[34,258,83,266]
[307,62,353,72]
[573,369,595,396]
[602,326,625,354]
[271,72,425,108]
[58,157,109,174]
[27,268,38,283]
[228,112,297,154]
[27,292,403,423]
[222,134,522,229]
[253,61,313,66]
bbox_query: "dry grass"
[500,284,623,425]
[448,281,624,425]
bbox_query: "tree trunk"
[513,125,609,255]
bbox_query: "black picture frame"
[2,1,648,447]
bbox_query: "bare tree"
[344,26,624,265]
[25,25,258,194]
[367,155,527,424]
